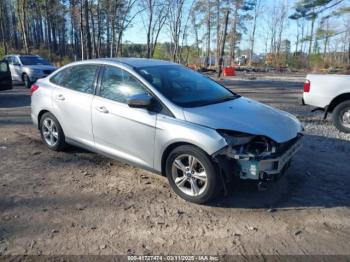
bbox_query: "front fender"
[22,67,32,76]
[153,115,227,172]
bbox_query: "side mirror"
[13,63,21,67]
[127,93,153,109]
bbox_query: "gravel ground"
[0,80,350,256]
[227,72,308,82]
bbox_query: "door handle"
[95,106,109,113]
[56,94,65,101]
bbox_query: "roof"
[90,58,177,68]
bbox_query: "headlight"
[28,69,41,74]
[245,136,277,155]
[217,130,254,146]
[217,129,277,158]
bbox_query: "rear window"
[20,56,51,66]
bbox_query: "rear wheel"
[23,74,31,89]
[332,100,350,133]
[39,112,66,151]
[165,145,220,204]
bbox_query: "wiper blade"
[220,97,235,102]
[216,95,239,103]
[181,95,240,108]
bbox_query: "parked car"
[302,74,350,133]
[3,54,57,88]
[31,58,303,204]
[0,60,12,91]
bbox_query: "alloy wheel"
[24,75,30,88]
[171,154,208,197]
[42,117,59,147]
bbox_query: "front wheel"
[23,74,31,89]
[332,100,350,133]
[165,145,220,204]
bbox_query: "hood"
[183,97,302,143]
[24,65,57,71]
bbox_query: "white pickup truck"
[302,74,350,133]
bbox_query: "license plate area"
[238,138,302,180]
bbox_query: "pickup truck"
[302,74,350,133]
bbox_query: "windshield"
[136,65,238,107]
[20,56,51,66]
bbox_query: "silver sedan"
[31,58,302,204]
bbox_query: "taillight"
[30,84,39,95]
[304,80,310,92]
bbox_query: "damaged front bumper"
[238,137,302,180]
[215,134,303,182]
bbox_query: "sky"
[122,0,350,55]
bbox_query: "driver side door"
[8,56,22,81]
[92,66,157,169]
[0,60,12,91]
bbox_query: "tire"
[23,74,31,89]
[331,100,350,133]
[39,112,66,151]
[165,145,220,204]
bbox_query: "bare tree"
[140,0,168,58]
[261,1,288,66]
[115,0,143,57]
[275,1,288,58]
[215,0,220,66]
[80,0,84,60]
[0,0,348,70]
[84,0,92,59]
[17,0,29,53]
[192,0,214,67]
[205,0,211,67]
[0,0,8,54]
[228,0,240,66]
[190,8,201,57]
[179,0,197,64]
[290,0,346,56]
[217,10,229,77]
[168,0,186,62]
[249,0,261,65]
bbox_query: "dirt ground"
[0,78,350,256]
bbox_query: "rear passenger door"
[50,64,99,146]
[91,66,157,169]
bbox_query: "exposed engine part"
[246,136,276,155]
[215,131,302,181]
[219,134,277,160]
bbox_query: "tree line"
[0,0,349,71]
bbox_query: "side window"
[12,57,20,65]
[50,67,72,87]
[139,69,162,90]
[50,68,71,86]
[6,57,14,65]
[50,65,98,94]
[0,61,9,73]
[100,66,148,103]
